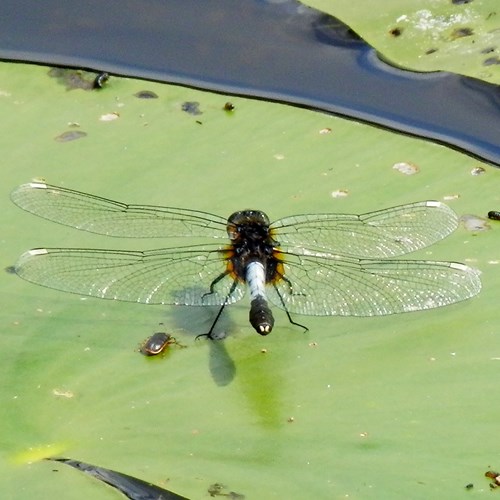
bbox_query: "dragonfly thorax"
[226,210,280,284]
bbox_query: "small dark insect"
[223,102,235,111]
[93,72,109,89]
[389,27,403,37]
[48,68,109,91]
[488,211,500,220]
[464,483,473,490]
[139,326,184,356]
[140,332,174,356]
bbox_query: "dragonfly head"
[226,210,271,242]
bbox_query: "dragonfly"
[11,181,481,338]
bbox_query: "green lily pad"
[303,0,500,84]
[1,61,499,499]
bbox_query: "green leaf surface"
[303,0,500,84]
[1,61,499,499]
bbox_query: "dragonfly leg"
[195,303,227,340]
[273,283,309,333]
[284,308,309,333]
[201,270,230,303]
[196,279,239,340]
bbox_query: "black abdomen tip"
[249,297,274,335]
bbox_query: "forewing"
[11,182,228,238]
[15,244,246,306]
[267,251,481,316]
[272,201,458,258]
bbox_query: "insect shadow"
[165,286,237,386]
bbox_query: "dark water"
[46,457,189,499]
[0,0,499,165]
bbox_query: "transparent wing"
[267,251,481,316]
[272,201,458,258]
[11,182,228,238]
[14,244,246,306]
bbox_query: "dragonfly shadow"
[207,340,236,387]
[167,295,238,387]
[167,301,237,339]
